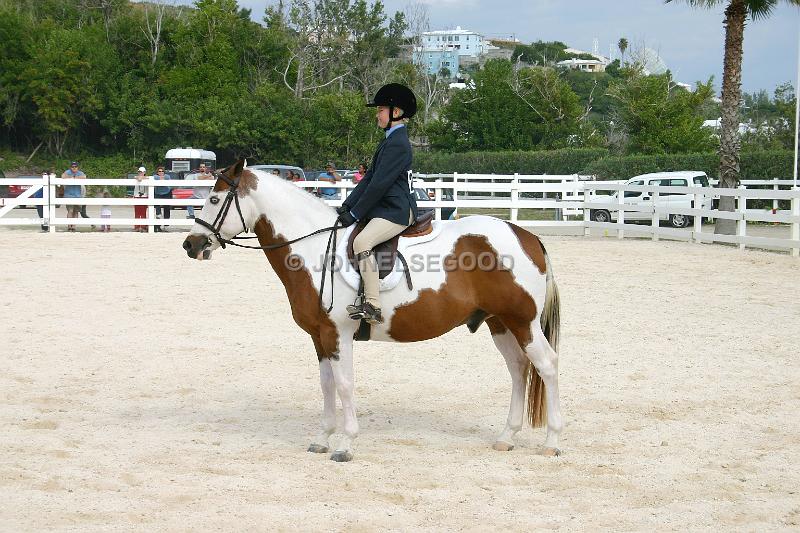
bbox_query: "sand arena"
[1,232,799,530]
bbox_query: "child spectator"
[99,190,112,232]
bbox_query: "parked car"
[414,186,457,220]
[0,172,38,209]
[249,164,306,181]
[589,171,712,228]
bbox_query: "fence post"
[693,192,703,243]
[773,178,779,217]
[510,173,519,222]
[435,182,442,221]
[148,179,155,233]
[651,190,659,241]
[617,184,625,240]
[41,172,50,231]
[583,186,591,237]
[792,191,799,258]
[48,172,57,233]
[737,185,747,251]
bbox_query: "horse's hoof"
[307,443,329,454]
[540,447,561,457]
[492,441,514,452]
[330,450,353,462]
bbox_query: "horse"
[182,160,563,462]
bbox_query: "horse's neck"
[251,180,336,268]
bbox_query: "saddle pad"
[337,221,444,292]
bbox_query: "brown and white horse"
[182,160,563,462]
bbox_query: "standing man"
[153,166,171,232]
[187,163,214,219]
[318,162,341,200]
[61,161,86,232]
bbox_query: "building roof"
[557,58,605,66]
[423,26,481,36]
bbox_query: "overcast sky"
[178,0,800,94]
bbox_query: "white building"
[557,58,607,73]
[421,26,488,57]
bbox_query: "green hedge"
[414,148,608,175]
[414,148,795,181]
[582,151,794,181]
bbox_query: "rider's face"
[376,106,391,129]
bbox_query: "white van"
[589,171,712,228]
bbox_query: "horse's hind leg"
[487,318,528,452]
[526,323,563,455]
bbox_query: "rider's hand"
[337,211,356,227]
[335,205,349,215]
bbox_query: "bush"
[414,148,608,175]
[582,151,795,181]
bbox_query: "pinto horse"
[182,160,563,462]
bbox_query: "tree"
[666,0,800,234]
[606,69,716,154]
[429,60,583,151]
[617,37,628,64]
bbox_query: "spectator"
[353,163,367,184]
[132,166,148,232]
[289,170,302,182]
[271,169,281,176]
[153,166,171,232]
[318,162,341,200]
[61,161,85,232]
[187,163,214,219]
[99,190,112,232]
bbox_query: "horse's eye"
[210,196,220,205]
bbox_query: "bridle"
[193,170,341,312]
[194,171,249,249]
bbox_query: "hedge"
[582,151,794,181]
[414,148,609,175]
[414,148,795,181]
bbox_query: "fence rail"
[1,173,797,256]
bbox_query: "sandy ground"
[1,231,799,531]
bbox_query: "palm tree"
[666,0,800,234]
[617,37,629,64]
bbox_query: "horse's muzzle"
[183,234,211,260]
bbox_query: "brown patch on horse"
[388,234,537,348]
[505,222,547,275]
[253,216,339,359]
[212,159,258,196]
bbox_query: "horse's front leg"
[329,338,358,462]
[308,357,336,454]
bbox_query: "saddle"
[346,210,434,280]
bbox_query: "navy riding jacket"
[343,126,418,226]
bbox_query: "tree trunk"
[716,0,746,235]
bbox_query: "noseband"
[194,172,248,249]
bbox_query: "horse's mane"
[248,168,336,212]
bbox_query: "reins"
[194,171,341,312]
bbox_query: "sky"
[177,0,800,95]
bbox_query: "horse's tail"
[527,246,560,428]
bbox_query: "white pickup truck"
[589,171,713,228]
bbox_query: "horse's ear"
[231,158,245,178]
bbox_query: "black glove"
[337,211,356,227]
[335,205,349,215]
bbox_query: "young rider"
[336,83,419,325]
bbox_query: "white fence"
[1,173,798,257]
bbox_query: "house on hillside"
[557,57,607,73]
[414,26,492,77]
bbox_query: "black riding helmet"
[367,83,417,130]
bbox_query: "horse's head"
[182,158,259,259]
